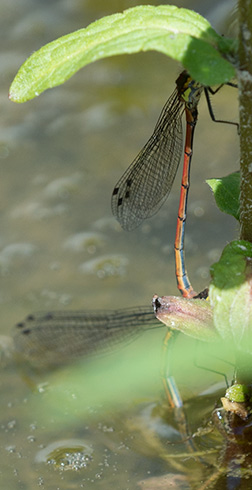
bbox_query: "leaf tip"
[8,86,22,103]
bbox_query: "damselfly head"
[176,70,203,109]
[176,70,190,90]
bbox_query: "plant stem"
[238,0,252,241]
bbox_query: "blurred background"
[0,0,239,488]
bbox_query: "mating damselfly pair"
[13,70,238,408]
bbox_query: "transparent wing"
[13,306,159,369]
[111,88,184,231]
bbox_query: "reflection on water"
[0,0,240,488]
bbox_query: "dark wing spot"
[26,314,35,321]
[112,187,119,196]
[16,322,25,328]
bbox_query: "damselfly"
[112,71,238,298]
[14,306,158,369]
[13,304,194,448]
[13,305,184,409]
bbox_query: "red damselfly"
[112,71,238,298]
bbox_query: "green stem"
[238,0,252,242]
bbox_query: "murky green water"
[0,1,240,488]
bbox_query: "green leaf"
[210,240,252,289]
[206,172,240,220]
[9,5,236,103]
[210,240,252,353]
